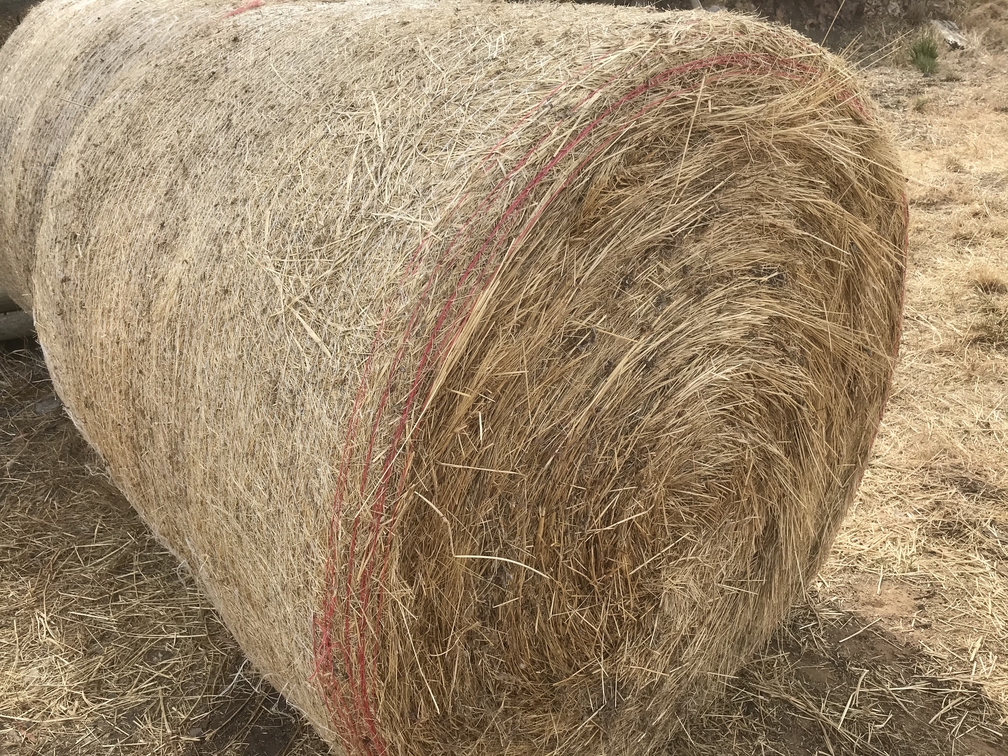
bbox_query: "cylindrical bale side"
[6,0,907,753]
[0,0,219,310]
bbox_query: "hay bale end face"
[1,0,907,753]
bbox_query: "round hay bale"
[5,0,907,753]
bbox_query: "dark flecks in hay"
[0,1,907,754]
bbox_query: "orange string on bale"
[0,1,907,754]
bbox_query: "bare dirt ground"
[2,6,1008,756]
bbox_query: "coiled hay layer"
[3,0,907,753]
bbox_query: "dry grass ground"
[2,19,1008,756]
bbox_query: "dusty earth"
[2,2,1008,756]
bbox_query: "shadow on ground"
[682,606,1008,755]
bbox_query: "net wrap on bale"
[0,0,223,310]
[0,0,907,754]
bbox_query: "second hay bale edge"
[1,0,907,753]
[0,0,223,310]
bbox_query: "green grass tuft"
[911,36,939,75]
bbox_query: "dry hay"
[0,338,333,754]
[0,0,221,311]
[0,0,908,753]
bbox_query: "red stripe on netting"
[312,47,878,756]
[223,0,261,18]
